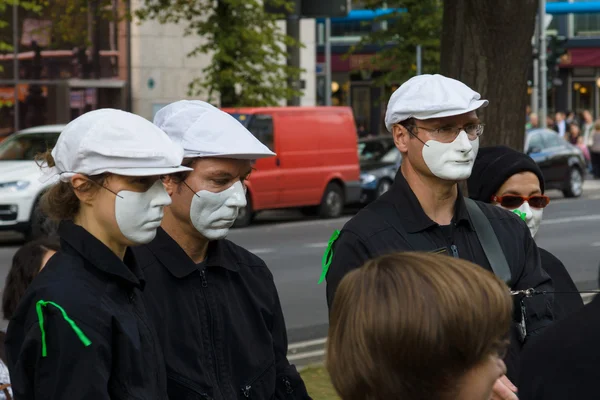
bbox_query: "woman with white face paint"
[468,145,583,322]
[134,100,311,400]
[326,75,555,400]
[5,109,190,400]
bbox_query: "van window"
[247,114,274,151]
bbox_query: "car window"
[0,132,60,161]
[381,147,400,163]
[527,133,544,153]
[542,131,563,148]
[359,140,394,161]
[246,114,274,151]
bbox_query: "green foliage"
[136,0,304,107]
[348,0,442,87]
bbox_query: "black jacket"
[539,248,583,321]
[325,171,554,382]
[134,228,310,400]
[518,293,600,399]
[5,221,167,399]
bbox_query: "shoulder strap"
[463,198,512,285]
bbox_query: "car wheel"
[233,194,254,228]
[563,167,584,198]
[318,182,344,219]
[376,179,392,198]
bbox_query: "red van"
[222,106,361,227]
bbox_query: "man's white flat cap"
[40,108,191,183]
[154,100,276,159]
[384,74,488,132]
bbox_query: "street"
[1,183,600,344]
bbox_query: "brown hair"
[326,252,512,400]
[35,150,107,221]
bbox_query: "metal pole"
[539,0,548,127]
[416,45,422,75]
[12,1,20,132]
[286,0,301,106]
[324,18,332,106]
[532,15,540,116]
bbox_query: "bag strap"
[464,198,512,285]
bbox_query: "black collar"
[385,169,474,233]
[145,228,240,279]
[58,220,145,289]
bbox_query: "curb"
[289,292,597,369]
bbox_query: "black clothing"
[325,171,554,382]
[468,145,545,203]
[134,228,310,400]
[518,294,600,400]
[539,248,583,321]
[5,221,167,399]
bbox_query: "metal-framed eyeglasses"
[409,123,485,143]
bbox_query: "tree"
[136,0,303,107]
[348,0,443,88]
[0,0,43,72]
[440,0,538,150]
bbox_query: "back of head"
[3,237,60,320]
[467,145,545,203]
[326,252,512,400]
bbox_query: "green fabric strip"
[318,230,340,284]
[512,209,527,221]
[35,300,92,358]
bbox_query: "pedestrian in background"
[325,74,553,397]
[568,123,581,145]
[136,100,311,400]
[5,109,190,399]
[589,120,600,178]
[468,145,583,321]
[327,252,512,400]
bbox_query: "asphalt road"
[1,183,600,343]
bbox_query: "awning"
[560,48,600,67]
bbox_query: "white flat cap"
[40,108,191,183]
[154,100,276,159]
[384,74,488,132]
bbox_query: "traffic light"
[547,35,568,86]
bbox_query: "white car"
[0,125,65,240]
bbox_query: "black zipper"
[240,361,275,398]
[167,371,211,399]
[199,269,223,398]
[450,244,459,258]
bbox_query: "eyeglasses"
[414,123,485,143]
[491,194,550,209]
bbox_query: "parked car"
[525,128,586,198]
[223,106,361,226]
[357,136,401,203]
[0,125,65,239]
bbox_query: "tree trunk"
[440,0,538,150]
[216,0,237,107]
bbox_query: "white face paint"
[422,131,479,181]
[115,180,171,244]
[189,180,247,240]
[496,201,544,238]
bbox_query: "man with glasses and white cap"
[324,75,555,400]
[134,100,310,400]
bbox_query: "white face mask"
[189,180,247,240]
[497,201,544,238]
[114,180,172,244]
[422,131,479,181]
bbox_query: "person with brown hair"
[327,252,512,400]
[5,109,191,399]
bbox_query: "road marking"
[542,214,600,225]
[287,349,326,362]
[592,242,600,247]
[234,216,350,232]
[305,243,328,248]
[589,194,600,200]
[583,293,596,304]
[288,337,327,351]
[248,248,275,254]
